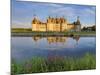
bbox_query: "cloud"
[45,3,63,8]
[83,8,95,15]
[12,1,96,28]
[11,20,31,28]
[49,6,77,18]
[49,5,96,17]
[91,6,96,10]
[31,2,63,8]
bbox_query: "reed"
[11,53,96,75]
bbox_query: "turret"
[32,16,40,24]
[47,16,50,23]
[76,16,81,25]
[75,16,81,31]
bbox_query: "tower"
[76,16,81,25]
[75,16,81,31]
[32,15,39,31]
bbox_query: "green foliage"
[11,28,32,32]
[11,53,96,74]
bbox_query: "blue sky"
[11,0,96,28]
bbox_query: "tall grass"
[11,53,96,75]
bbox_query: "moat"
[11,36,96,63]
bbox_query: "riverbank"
[11,53,96,75]
[11,31,96,37]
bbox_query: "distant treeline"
[11,28,32,32]
[81,25,96,31]
[11,25,96,33]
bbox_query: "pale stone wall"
[32,24,39,31]
[53,24,60,32]
[39,24,46,31]
[32,23,76,32]
[32,17,81,32]
[32,24,47,31]
[47,23,54,31]
[75,25,81,31]
[67,24,75,31]
[61,23,67,31]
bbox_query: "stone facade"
[32,16,81,32]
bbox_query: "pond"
[11,36,96,63]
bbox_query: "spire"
[32,14,39,24]
[62,15,65,19]
[77,16,80,22]
[47,16,51,23]
[48,16,51,19]
[33,14,36,18]
[76,16,81,25]
[33,14,38,21]
[77,16,79,20]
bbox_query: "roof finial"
[63,15,64,18]
[33,14,37,19]
[77,16,80,21]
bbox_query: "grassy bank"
[11,53,96,75]
[11,28,96,37]
[11,28,96,34]
[11,31,96,37]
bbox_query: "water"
[11,36,96,62]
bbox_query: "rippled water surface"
[11,36,96,62]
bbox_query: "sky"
[11,0,96,28]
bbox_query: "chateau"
[32,16,81,32]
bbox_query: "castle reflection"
[32,36,42,42]
[47,37,67,44]
[32,36,80,58]
[32,36,80,44]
